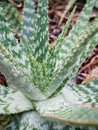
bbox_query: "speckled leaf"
[20,0,45,87]
[4,112,75,130]
[57,0,95,68]
[0,53,47,100]
[44,18,98,97]
[19,111,71,130]
[0,85,33,114]
[0,13,46,95]
[0,14,31,75]
[47,6,76,75]
[64,78,98,108]
[1,0,98,128]
[19,111,51,130]
[21,0,35,48]
[33,0,49,62]
[59,0,76,24]
[0,1,21,32]
[36,78,98,126]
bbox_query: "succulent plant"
[0,1,21,33]
[0,0,98,129]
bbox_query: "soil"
[0,0,98,86]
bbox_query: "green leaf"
[19,111,70,130]
[4,114,21,130]
[33,0,49,62]
[0,12,48,100]
[21,0,35,47]
[59,0,76,25]
[0,53,47,100]
[0,1,21,32]
[44,17,98,97]
[0,52,20,86]
[36,79,98,127]
[57,0,95,67]
[0,85,33,114]
[68,32,98,84]
[95,0,98,8]
[66,78,98,107]
[20,0,45,86]
[0,14,31,75]
[42,105,98,127]
[19,111,51,130]
[47,6,76,75]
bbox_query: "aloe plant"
[59,0,76,25]
[0,0,98,129]
[0,1,21,33]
